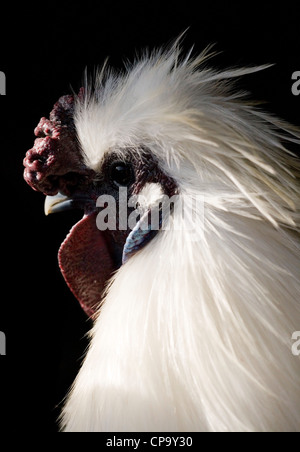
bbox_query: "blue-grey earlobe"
[122,208,162,264]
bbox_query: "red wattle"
[58,212,115,317]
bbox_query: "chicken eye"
[110,161,135,188]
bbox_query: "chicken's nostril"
[57,173,83,197]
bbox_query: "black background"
[1,1,299,433]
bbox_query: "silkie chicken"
[23,41,300,432]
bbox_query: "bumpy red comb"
[23,90,92,196]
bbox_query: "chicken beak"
[44,193,74,216]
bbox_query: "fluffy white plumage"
[61,42,300,432]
